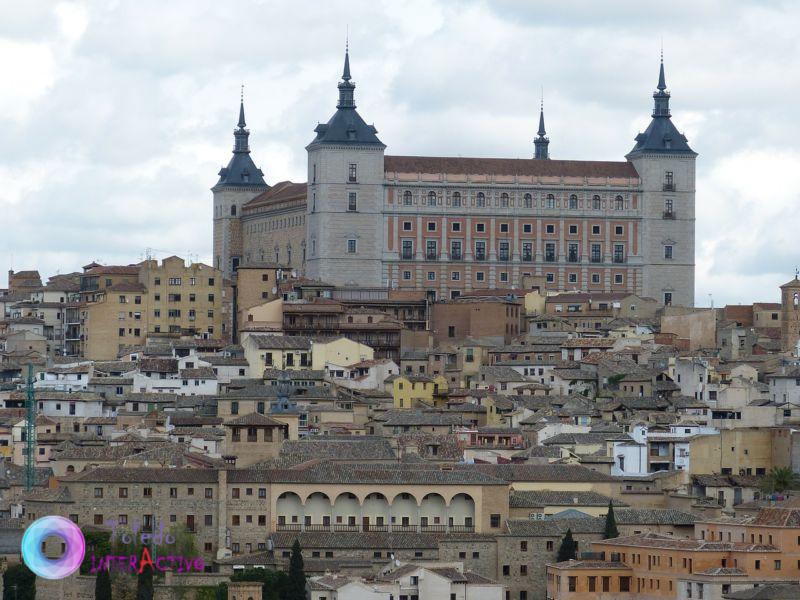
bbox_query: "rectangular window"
[347,239,357,253]
[500,223,509,233]
[523,223,532,233]
[402,240,413,259]
[499,241,510,261]
[475,241,486,261]
[568,242,579,262]
[475,222,485,233]
[451,222,461,232]
[450,240,462,260]
[664,245,673,259]
[451,271,460,281]
[427,271,435,281]
[522,242,532,262]
[591,243,602,263]
[613,244,625,263]
[348,163,357,182]
[476,271,485,282]
[403,221,412,231]
[545,242,556,262]
[426,240,437,260]
[402,270,411,280]
[348,192,357,211]
[427,221,436,231]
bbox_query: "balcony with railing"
[567,252,581,263]
[474,250,486,261]
[450,250,462,261]
[426,250,438,260]
[545,252,557,262]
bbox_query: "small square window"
[614,274,624,284]
[500,272,508,282]
[427,221,436,231]
[476,272,485,282]
[476,223,486,233]
[592,225,601,235]
[523,224,532,233]
[500,223,509,233]
[451,222,461,232]
[403,221,412,231]
[546,224,555,234]
[451,272,460,281]
[402,271,412,280]
[427,272,436,281]
[568,273,577,283]
[568,225,578,234]
[546,273,555,283]
[591,273,600,284]
[615,225,624,235]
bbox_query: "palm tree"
[761,467,800,494]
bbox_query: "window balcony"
[545,253,557,262]
[475,252,486,261]
[590,255,603,263]
[522,253,533,262]
[663,211,675,219]
[450,251,462,261]
[499,252,510,261]
[426,251,438,260]
[401,251,414,260]
[663,183,675,191]
[567,253,581,263]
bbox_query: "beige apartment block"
[79,258,224,360]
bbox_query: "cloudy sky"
[1,0,799,305]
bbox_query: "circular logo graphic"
[21,516,86,580]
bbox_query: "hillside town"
[3,260,800,599]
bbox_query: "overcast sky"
[1,0,799,305]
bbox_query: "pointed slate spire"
[652,51,670,118]
[342,41,352,81]
[534,93,550,160]
[337,43,356,109]
[215,87,267,188]
[657,51,667,91]
[626,52,696,157]
[237,85,247,129]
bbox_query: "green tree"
[3,564,36,600]
[95,566,112,600]
[604,501,620,539]
[556,528,577,562]
[761,467,800,494]
[135,564,153,600]
[82,529,113,575]
[285,540,306,600]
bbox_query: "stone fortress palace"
[213,49,696,307]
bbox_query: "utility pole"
[25,363,36,491]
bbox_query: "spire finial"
[342,37,351,81]
[237,84,246,129]
[657,47,667,91]
[534,86,549,160]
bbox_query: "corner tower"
[626,55,697,307]
[212,96,268,280]
[305,46,386,286]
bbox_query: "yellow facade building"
[79,257,224,360]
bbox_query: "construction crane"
[25,363,36,491]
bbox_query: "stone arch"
[276,491,303,527]
[419,493,446,529]
[304,492,332,526]
[362,492,390,529]
[391,492,418,527]
[332,492,360,528]
[448,493,476,529]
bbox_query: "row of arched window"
[401,190,627,210]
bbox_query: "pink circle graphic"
[21,515,86,580]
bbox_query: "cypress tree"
[286,539,306,600]
[604,501,620,539]
[556,528,577,562]
[135,565,153,600]
[95,567,112,600]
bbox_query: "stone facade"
[214,53,696,306]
